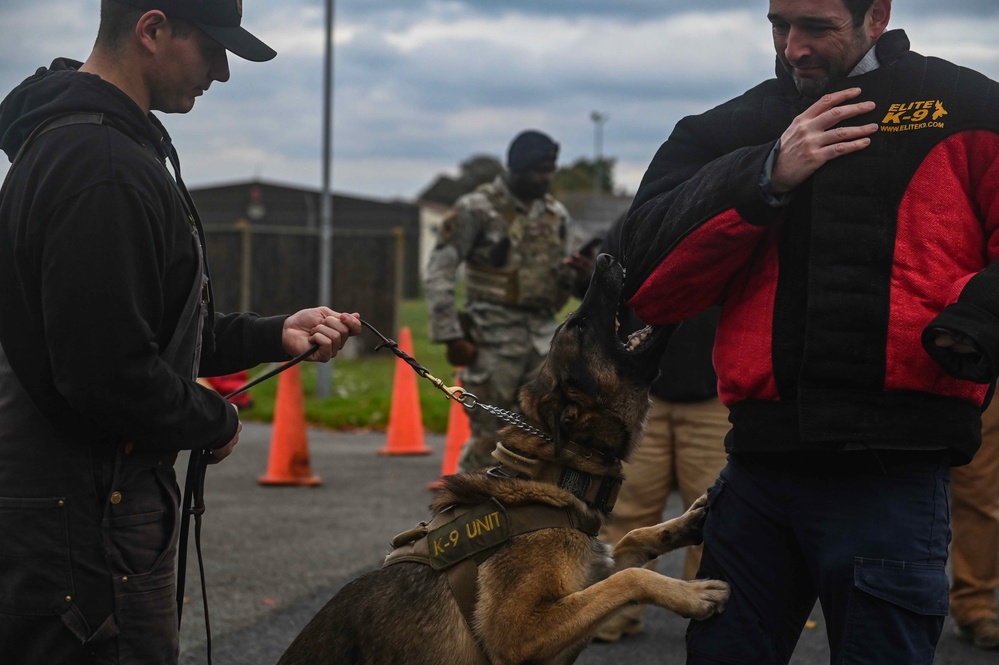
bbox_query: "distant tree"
[417,154,503,206]
[552,157,616,196]
[417,154,617,207]
[459,155,504,189]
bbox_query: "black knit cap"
[507,130,559,173]
[113,0,276,62]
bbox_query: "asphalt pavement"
[177,422,996,665]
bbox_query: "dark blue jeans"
[687,451,951,665]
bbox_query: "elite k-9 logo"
[880,100,948,133]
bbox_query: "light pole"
[590,111,608,195]
[316,0,335,398]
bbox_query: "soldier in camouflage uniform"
[425,130,592,472]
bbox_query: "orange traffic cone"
[379,327,432,455]
[259,364,322,486]
[428,373,471,490]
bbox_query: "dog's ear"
[552,404,579,457]
[533,391,563,452]
[545,401,563,456]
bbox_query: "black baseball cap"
[114,0,276,62]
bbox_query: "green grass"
[239,299,455,432]
[238,297,580,433]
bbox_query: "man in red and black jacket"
[620,0,999,663]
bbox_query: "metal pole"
[590,111,607,195]
[237,218,252,312]
[316,0,335,398]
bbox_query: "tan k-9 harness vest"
[464,184,571,311]
[382,441,621,660]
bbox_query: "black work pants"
[687,451,951,665]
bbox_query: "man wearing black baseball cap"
[113,0,276,62]
[0,2,364,664]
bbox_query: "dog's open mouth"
[570,254,672,381]
[569,254,671,382]
[623,324,655,353]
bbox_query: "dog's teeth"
[625,326,651,351]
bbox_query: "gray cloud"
[338,0,999,20]
[1,1,998,199]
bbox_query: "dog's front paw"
[672,496,709,546]
[674,579,730,620]
[685,493,708,514]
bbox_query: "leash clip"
[449,386,477,409]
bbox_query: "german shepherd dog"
[277,254,730,665]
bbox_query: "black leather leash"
[177,342,319,664]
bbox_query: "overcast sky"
[2,1,999,203]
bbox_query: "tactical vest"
[464,183,571,311]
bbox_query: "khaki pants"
[950,398,999,624]
[598,395,729,622]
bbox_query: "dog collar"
[489,441,622,513]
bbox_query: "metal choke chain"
[361,319,552,442]
[474,402,554,443]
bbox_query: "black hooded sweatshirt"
[0,58,287,452]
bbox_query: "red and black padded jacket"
[620,31,999,464]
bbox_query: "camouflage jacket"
[424,176,575,354]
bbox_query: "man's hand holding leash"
[282,307,362,361]
[210,309,362,465]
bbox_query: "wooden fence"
[203,221,404,355]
